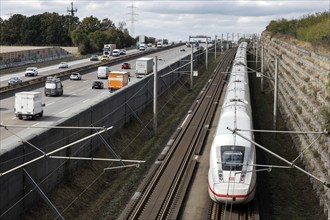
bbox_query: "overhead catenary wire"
[235,128,328,134]
[0,123,106,130]
[292,133,322,164]
[59,60,204,214]
[48,155,145,164]
[4,126,46,155]
[227,127,330,188]
[0,48,212,218]
[0,126,113,177]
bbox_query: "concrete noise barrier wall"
[0,53,198,219]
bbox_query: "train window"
[221,146,245,171]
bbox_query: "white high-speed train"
[208,42,256,204]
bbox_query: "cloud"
[1,0,328,41]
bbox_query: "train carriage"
[208,42,256,204]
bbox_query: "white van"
[97,66,110,79]
[112,49,120,57]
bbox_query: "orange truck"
[107,71,129,92]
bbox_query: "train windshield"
[221,146,244,171]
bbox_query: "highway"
[0,47,147,87]
[0,45,197,151]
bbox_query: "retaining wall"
[0,46,72,69]
[260,31,330,217]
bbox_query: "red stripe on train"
[208,182,256,198]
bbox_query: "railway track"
[208,199,260,220]
[119,48,237,220]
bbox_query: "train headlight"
[240,173,246,183]
[218,170,223,182]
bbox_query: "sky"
[1,0,329,42]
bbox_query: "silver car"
[70,72,82,80]
[58,62,69,68]
[8,76,23,85]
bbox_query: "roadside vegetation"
[266,11,329,44]
[0,13,156,54]
[266,10,330,132]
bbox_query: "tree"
[79,16,101,33]
[1,14,27,45]
[88,31,108,52]
[117,21,126,32]
[100,18,115,31]
[21,14,43,45]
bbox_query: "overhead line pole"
[273,57,279,138]
[190,43,194,90]
[153,56,158,134]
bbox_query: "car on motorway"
[8,76,23,85]
[119,49,126,55]
[25,67,38,76]
[121,62,131,69]
[112,49,120,57]
[92,80,104,89]
[101,55,110,61]
[58,62,69,68]
[45,77,63,96]
[70,72,82,80]
[90,55,99,61]
[180,48,186,52]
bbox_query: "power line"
[127,0,138,37]
[227,126,330,188]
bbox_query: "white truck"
[103,44,116,56]
[136,57,153,76]
[156,42,163,48]
[14,92,45,120]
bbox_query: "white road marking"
[67,85,73,88]
[12,117,16,120]
[32,123,40,127]
[59,109,68,114]
[47,102,55,106]
[83,99,90,103]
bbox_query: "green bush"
[266,11,330,43]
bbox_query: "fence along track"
[119,49,237,220]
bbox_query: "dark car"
[8,76,23,85]
[119,49,126,55]
[90,55,99,61]
[121,62,131,69]
[92,80,104,89]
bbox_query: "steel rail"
[144,50,236,219]
[127,49,237,219]
[164,50,238,219]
